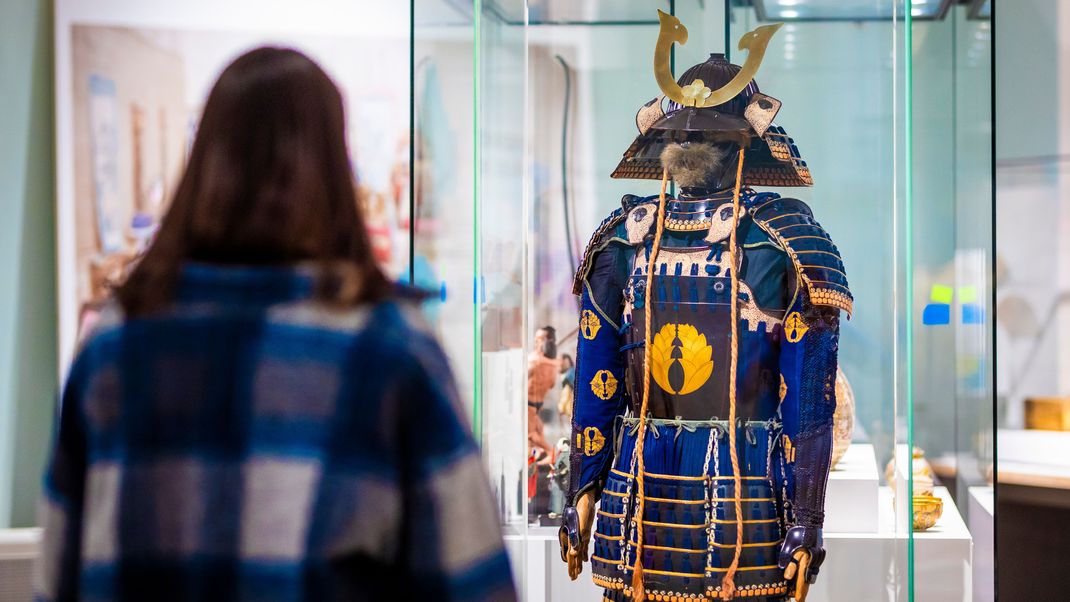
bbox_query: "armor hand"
[778,526,826,600]
[557,490,596,580]
[782,550,811,601]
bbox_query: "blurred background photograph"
[56,8,412,367]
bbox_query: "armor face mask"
[659,141,734,190]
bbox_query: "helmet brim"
[611,120,813,187]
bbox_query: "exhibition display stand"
[997,429,1070,490]
[508,444,972,601]
[969,486,994,602]
[823,444,880,533]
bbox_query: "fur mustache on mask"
[660,143,733,188]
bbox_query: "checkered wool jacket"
[37,264,516,602]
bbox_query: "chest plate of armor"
[620,204,789,421]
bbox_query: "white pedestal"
[806,486,972,602]
[509,475,971,601]
[968,486,994,602]
[824,443,880,533]
[999,428,1070,464]
[997,429,1070,488]
[913,487,974,602]
[506,527,602,602]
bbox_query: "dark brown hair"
[117,47,391,316]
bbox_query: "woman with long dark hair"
[38,48,515,602]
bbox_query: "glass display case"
[410,1,993,599]
[990,0,1066,599]
[910,5,994,601]
[34,1,993,599]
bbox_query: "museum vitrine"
[990,1,1067,598]
[411,1,994,600]
[39,1,991,599]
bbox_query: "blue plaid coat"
[37,264,516,602]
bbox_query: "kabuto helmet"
[611,11,813,187]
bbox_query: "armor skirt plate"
[591,419,790,600]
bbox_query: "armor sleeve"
[567,245,629,506]
[750,193,850,529]
[779,289,841,530]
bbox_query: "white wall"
[994,0,1070,427]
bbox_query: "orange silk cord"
[629,168,670,602]
[721,146,748,599]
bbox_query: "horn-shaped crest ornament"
[654,10,783,109]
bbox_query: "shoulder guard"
[572,194,652,295]
[746,195,853,316]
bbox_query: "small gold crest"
[590,370,618,400]
[580,310,602,340]
[779,375,787,402]
[680,79,713,104]
[784,312,809,343]
[783,434,796,464]
[650,323,714,395]
[583,427,606,456]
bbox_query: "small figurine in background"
[528,326,560,460]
